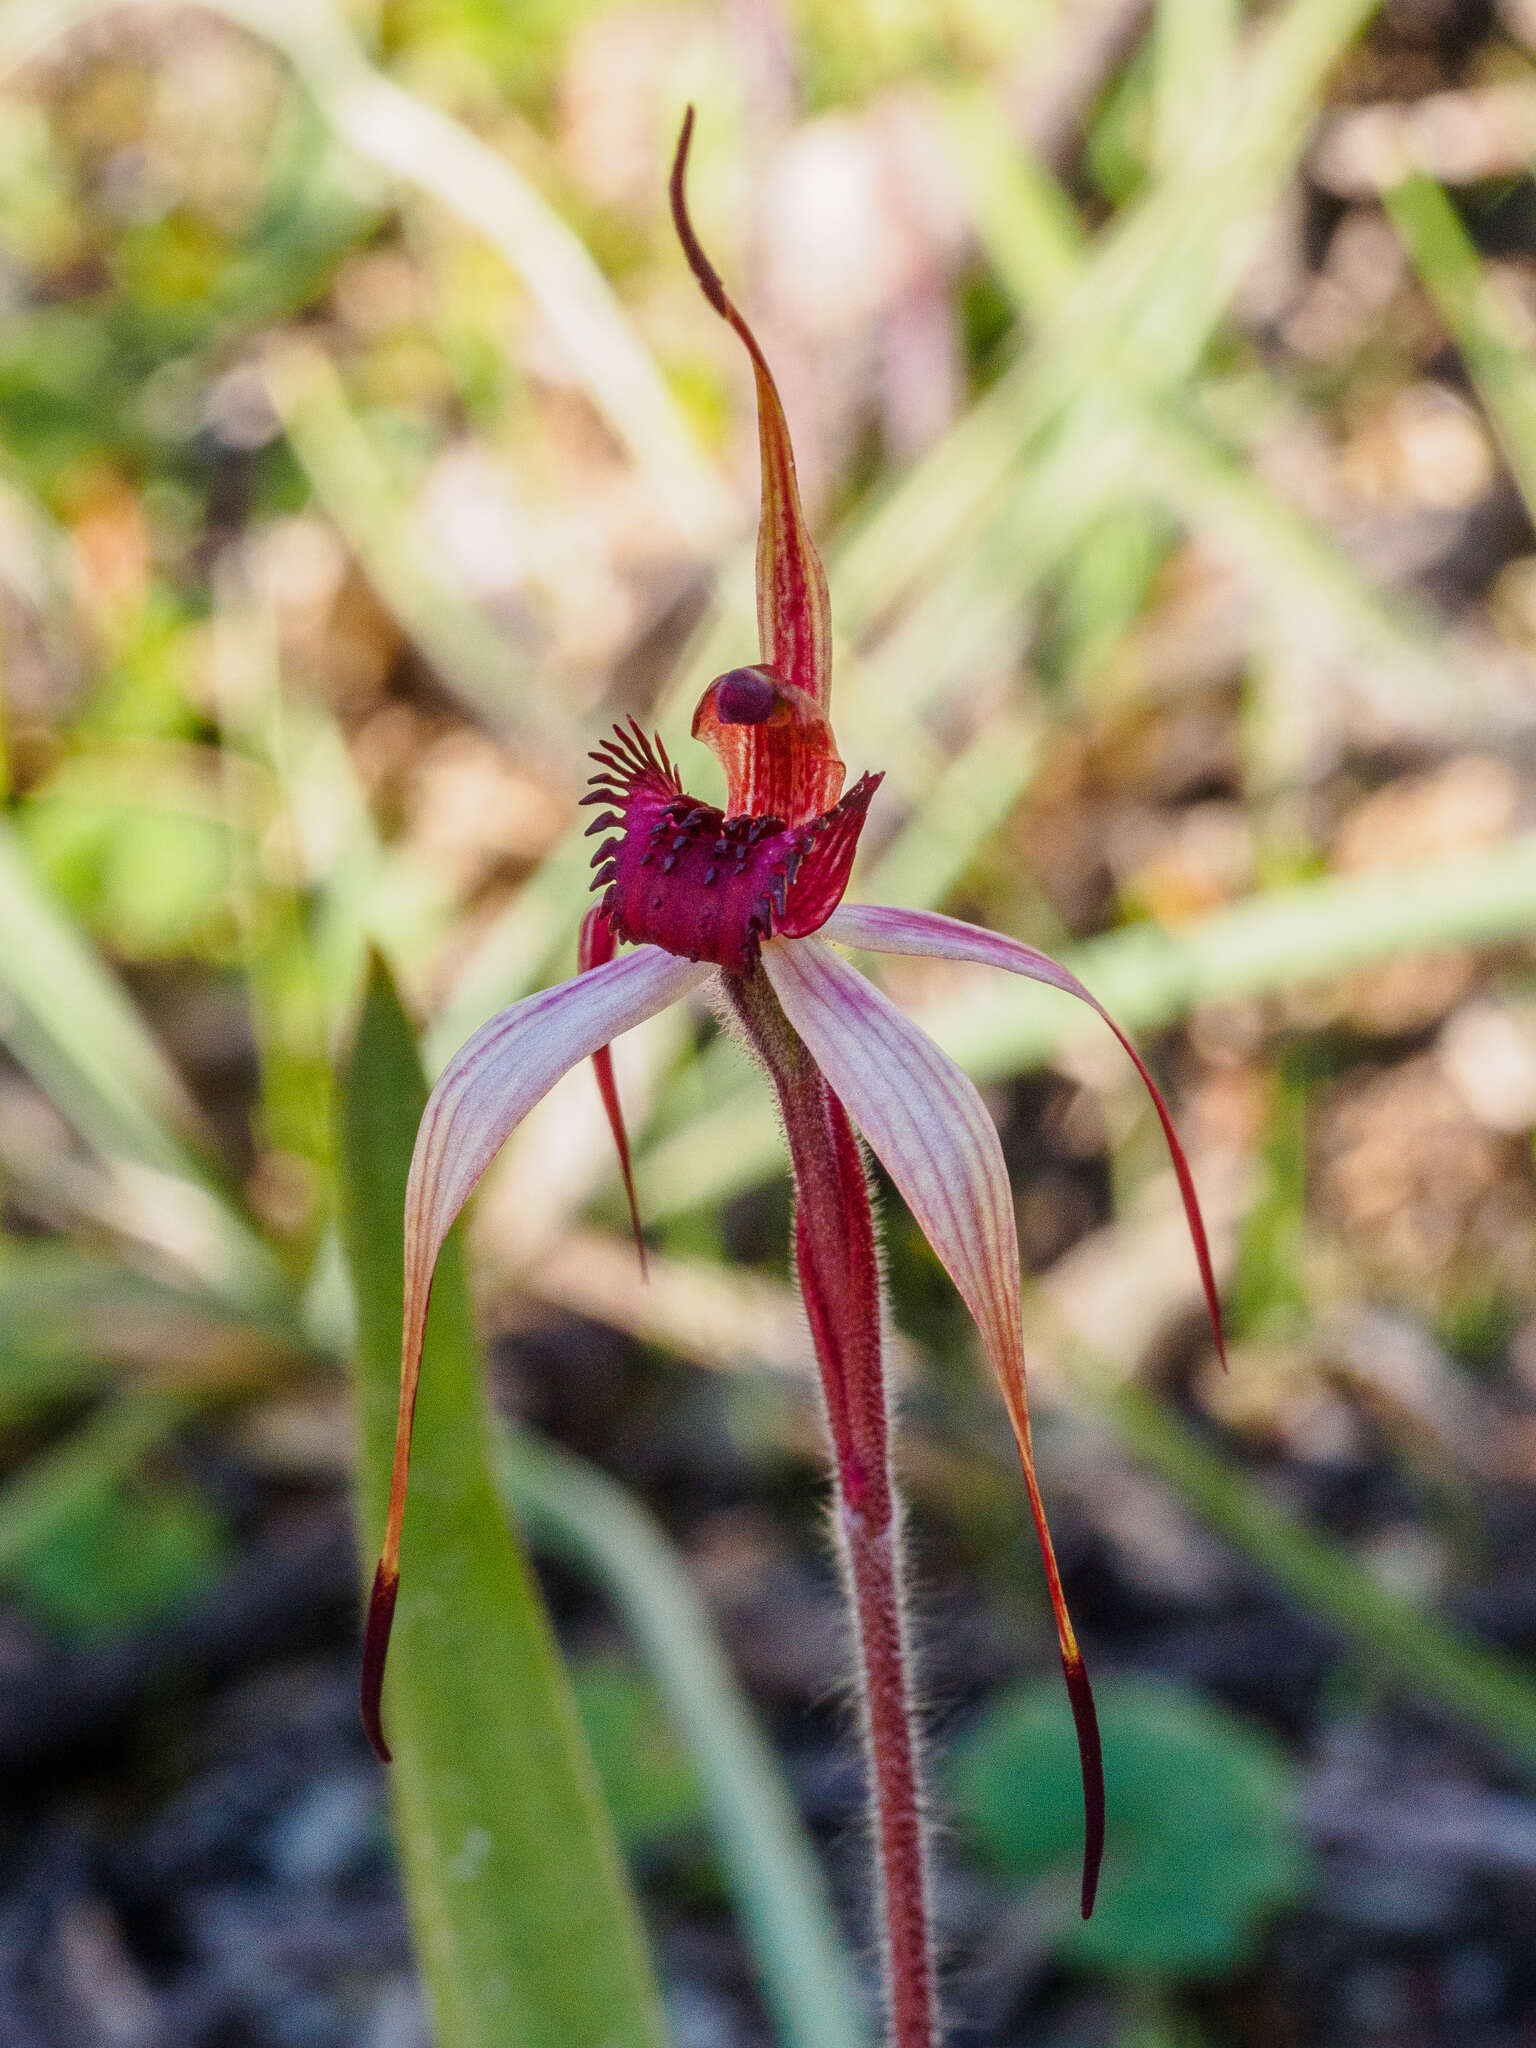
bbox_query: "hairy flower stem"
[727,967,936,2048]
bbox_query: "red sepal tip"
[361,1560,399,1764]
[578,905,648,1279]
[1064,1652,1105,1918]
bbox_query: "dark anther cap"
[711,667,778,725]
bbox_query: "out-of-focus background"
[4,0,1536,2043]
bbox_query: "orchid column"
[728,964,935,2044]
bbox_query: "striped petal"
[363,945,708,1761]
[823,902,1224,1366]
[762,935,1104,1917]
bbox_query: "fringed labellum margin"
[362,104,1224,2048]
[584,719,881,974]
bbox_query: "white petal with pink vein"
[762,934,1032,1444]
[404,947,708,1356]
[821,902,1224,1364]
[763,929,1102,1909]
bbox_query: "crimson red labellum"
[584,720,880,973]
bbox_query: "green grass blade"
[0,1246,304,1421]
[931,829,1536,1081]
[271,3,734,555]
[0,820,287,1310]
[1107,1383,1536,1774]
[1385,173,1536,523]
[1129,399,1462,720]
[0,818,212,1181]
[343,962,668,2048]
[835,0,1383,624]
[213,577,339,1233]
[943,93,1460,723]
[1153,0,1240,172]
[0,1388,189,1579]
[268,344,581,766]
[426,828,595,1064]
[498,1428,873,2048]
[858,710,1044,913]
[942,86,1084,321]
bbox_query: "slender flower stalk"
[726,967,934,2039]
[362,109,1224,2048]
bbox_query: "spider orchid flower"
[363,109,1224,2048]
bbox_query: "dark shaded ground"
[3,1282,1536,2048]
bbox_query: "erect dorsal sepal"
[671,112,833,714]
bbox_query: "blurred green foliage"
[12,1465,227,1637]
[950,1675,1310,1978]
[571,1652,708,1854]
[1228,1055,1311,1343]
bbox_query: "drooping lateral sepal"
[763,934,1105,1917]
[589,722,880,972]
[821,903,1225,1368]
[578,904,648,1275]
[361,943,707,1759]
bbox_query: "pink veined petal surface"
[363,944,708,1762]
[761,934,1106,1916]
[822,902,1225,1366]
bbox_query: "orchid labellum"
[363,109,1224,2048]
